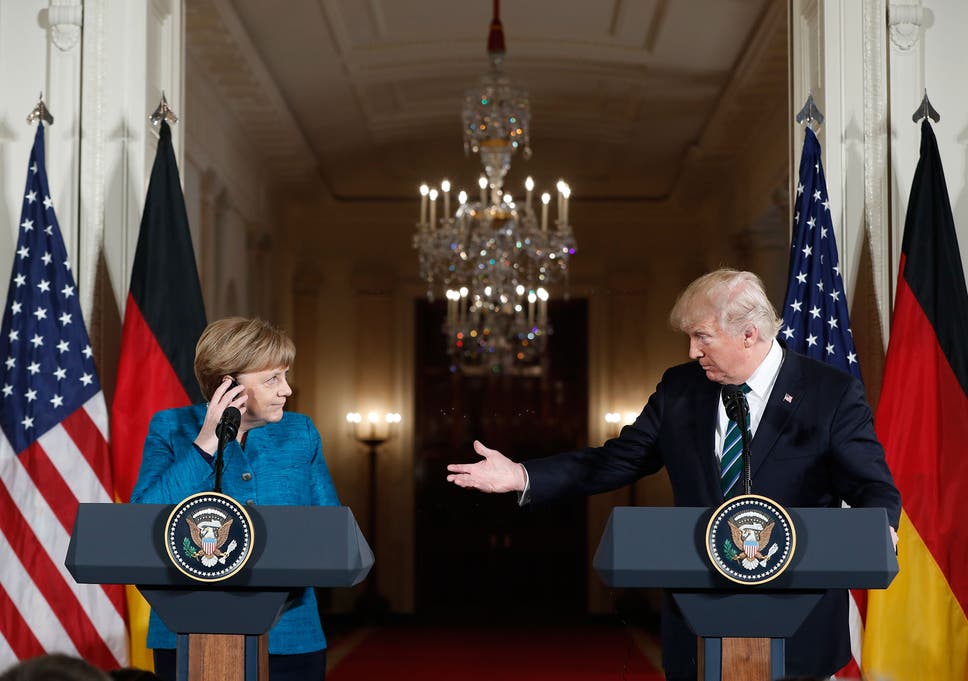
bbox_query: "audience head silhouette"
[0,654,109,681]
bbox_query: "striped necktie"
[721,383,752,497]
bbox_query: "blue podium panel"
[66,504,373,589]
[593,506,897,590]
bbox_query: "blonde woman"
[131,317,338,681]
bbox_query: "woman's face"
[235,366,291,429]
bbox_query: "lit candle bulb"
[441,179,451,219]
[429,188,438,229]
[458,190,468,206]
[560,183,571,227]
[537,287,549,326]
[525,176,534,212]
[556,180,566,226]
[479,176,487,205]
[527,290,537,327]
[446,289,458,325]
[419,183,429,226]
[540,192,551,231]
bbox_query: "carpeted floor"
[327,622,665,681]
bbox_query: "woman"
[130,317,339,681]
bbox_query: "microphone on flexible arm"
[213,406,241,493]
[722,385,753,495]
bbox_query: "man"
[446,269,900,680]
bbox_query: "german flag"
[111,121,206,501]
[109,121,206,667]
[863,120,968,679]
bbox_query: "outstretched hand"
[446,440,528,494]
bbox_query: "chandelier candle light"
[413,0,576,373]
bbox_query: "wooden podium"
[594,506,898,681]
[66,503,373,681]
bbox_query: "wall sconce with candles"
[345,410,401,617]
[346,410,402,445]
[604,411,641,505]
[604,411,639,438]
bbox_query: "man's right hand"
[446,440,528,493]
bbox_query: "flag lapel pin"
[783,393,793,404]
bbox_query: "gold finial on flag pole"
[149,92,178,127]
[26,92,54,126]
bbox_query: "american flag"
[779,125,864,678]
[779,126,861,381]
[0,125,127,668]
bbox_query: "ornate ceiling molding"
[185,0,319,187]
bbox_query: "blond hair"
[669,269,782,339]
[194,317,295,400]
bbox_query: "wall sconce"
[346,410,402,446]
[345,410,401,618]
[603,411,638,438]
[604,411,639,505]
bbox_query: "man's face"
[686,317,750,385]
[236,366,292,428]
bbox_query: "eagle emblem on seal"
[705,495,795,585]
[727,510,780,570]
[184,516,238,568]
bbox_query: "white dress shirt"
[715,339,784,462]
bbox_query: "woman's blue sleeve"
[130,410,214,504]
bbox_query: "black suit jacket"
[525,349,901,677]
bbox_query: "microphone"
[721,385,749,425]
[722,385,753,495]
[216,406,241,442]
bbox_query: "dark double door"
[414,299,589,619]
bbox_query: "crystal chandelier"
[413,1,576,374]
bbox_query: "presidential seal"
[164,492,254,582]
[705,494,796,585]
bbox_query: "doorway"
[413,298,589,620]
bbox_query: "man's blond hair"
[669,269,782,339]
[194,317,295,400]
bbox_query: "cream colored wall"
[0,0,83,307]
